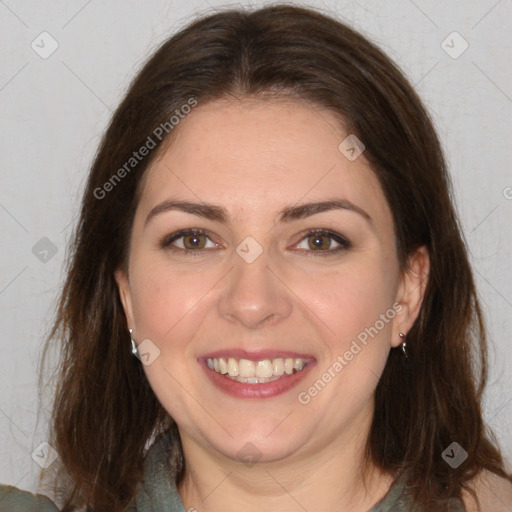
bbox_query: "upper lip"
[199,349,316,361]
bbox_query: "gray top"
[0,433,466,511]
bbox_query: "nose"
[217,255,293,329]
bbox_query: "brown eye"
[182,233,207,249]
[160,229,218,251]
[307,234,333,250]
[294,230,351,255]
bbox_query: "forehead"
[137,97,391,227]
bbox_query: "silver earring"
[399,332,408,359]
[129,329,139,357]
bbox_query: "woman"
[1,4,511,511]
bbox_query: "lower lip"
[200,360,316,399]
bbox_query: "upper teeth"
[207,357,307,378]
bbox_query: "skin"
[115,97,430,512]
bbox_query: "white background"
[0,0,511,494]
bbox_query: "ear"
[114,268,136,330]
[391,245,430,347]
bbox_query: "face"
[116,97,427,466]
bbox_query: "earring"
[399,332,408,359]
[129,328,139,357]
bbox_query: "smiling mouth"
[206,356,310,384]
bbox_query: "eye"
[160,229,219,251]
[294,230,350,254]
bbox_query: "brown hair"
[41,4,509,510]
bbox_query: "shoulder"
[462,470,512,512]
[0,484,59,511]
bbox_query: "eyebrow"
[278,199,372,224]
[145,200,228,226]
[144,198,372,227]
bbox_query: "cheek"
[293,264,398,420]
[295,260,398,348]
[128,262,216,417]
[129,260,215,345]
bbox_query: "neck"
[176,405,395,512]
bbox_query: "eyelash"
[159,228,217,255]
[159,228,351,256]
[293,229,351,255]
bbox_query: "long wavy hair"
[40,4,510,511]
